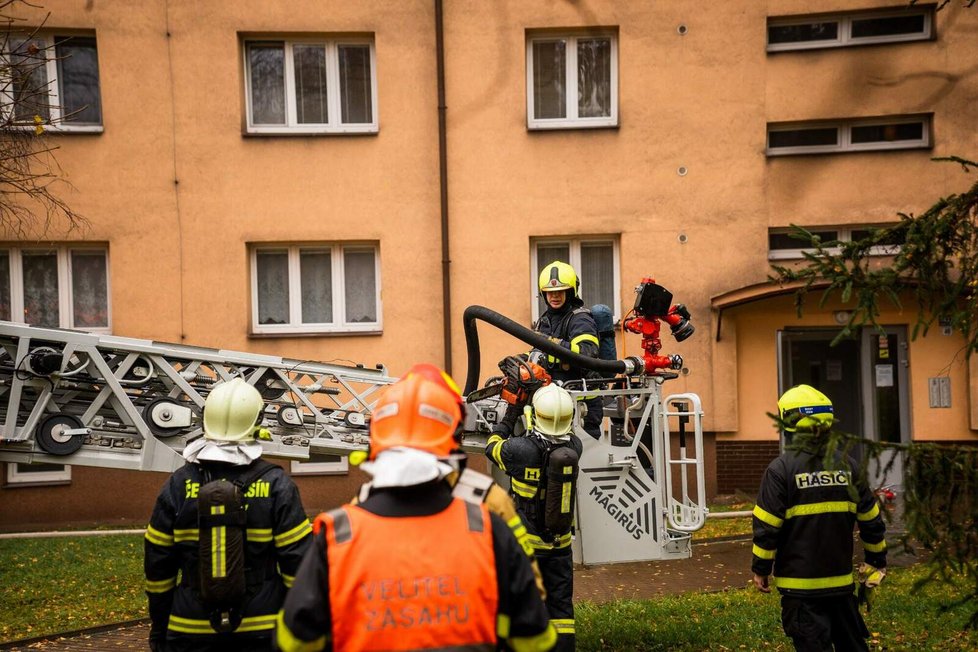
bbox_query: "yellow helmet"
[538,260,580,298]
[202,378,265,442]
[778,384,834,433]
[531,384,575,439]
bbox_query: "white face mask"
[360,447,456,489]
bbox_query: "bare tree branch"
[0,0,87,238]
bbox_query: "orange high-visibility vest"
[319,498,498,651]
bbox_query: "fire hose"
[461,305,645,395]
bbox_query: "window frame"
[530,236,621,323]
[1,30,104,133]
[767,6,933,52]
[250,242,382,335]
[289,456,349,476]
[0,245,111,331]
[525,29,619,131]
[6,462,71,486]
[766,115,931,156]
[768,225,903,261]
[242,36,379,135]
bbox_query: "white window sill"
[250,328,382,339]
[244,125,378,136]
[766,142,929,156]
[13,124,104,135]
[528,119,618,131]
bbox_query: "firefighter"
[277,370,556,652]
[486,383,581,651]
[494,260,603,440]
[144,378,312,652]
[352,362,547,600]
[751,384,887,652]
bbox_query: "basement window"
[6,462,71,486]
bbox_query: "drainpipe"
[435,0,453,375]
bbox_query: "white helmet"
[202,378,264,442]
[531,384,575,439]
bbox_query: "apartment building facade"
[2,0,976,528]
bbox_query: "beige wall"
[2,1,977,518]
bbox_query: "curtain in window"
[248,43,285,124]
[22,251,59,327]
[294,45,328,124]
[256,251,289,324]
[580,243,615,311]
[339,46,372,124]
[55,36,101,124]
[10,39,50,122]
[300,250,333,323]
[0,253,9,321]
[578,38,611,118]
[533,40,566,119]
[70,251,108,328]
[343,249,376,323]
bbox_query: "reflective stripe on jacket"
[751,447,887,597]
[144,461,312,638]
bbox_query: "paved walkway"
[2,538,918,651]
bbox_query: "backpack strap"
[452,468,495,505]
[232,459,277,491]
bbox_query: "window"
[290,455,349,476]
[768,224,904,260]
[3,32,102,131]
[526,30,618,130]
[531,237,619,322]
[6,462,71,486]
[767,115,930,156]
[0,246,110,330]
[251,243,381,334]
[243,36,377,134]
[767,6,933,51]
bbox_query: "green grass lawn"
[3,533,975,650]
[578,563,978,651]
[693,500,753,541]
[0,534,146,642]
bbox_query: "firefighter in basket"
[487,383,581,651]
[492,260,603,441]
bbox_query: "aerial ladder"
[0,279,707,564]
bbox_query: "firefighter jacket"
[485,433,583,556]
[534,296,600,384]
[354,467,547,599]
[144,460,312,642]
[751,447,887,597]
[276,481,556,652]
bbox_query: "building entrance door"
[777,329,863,439]
[860,327,911,490]
[777,326,911,489]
